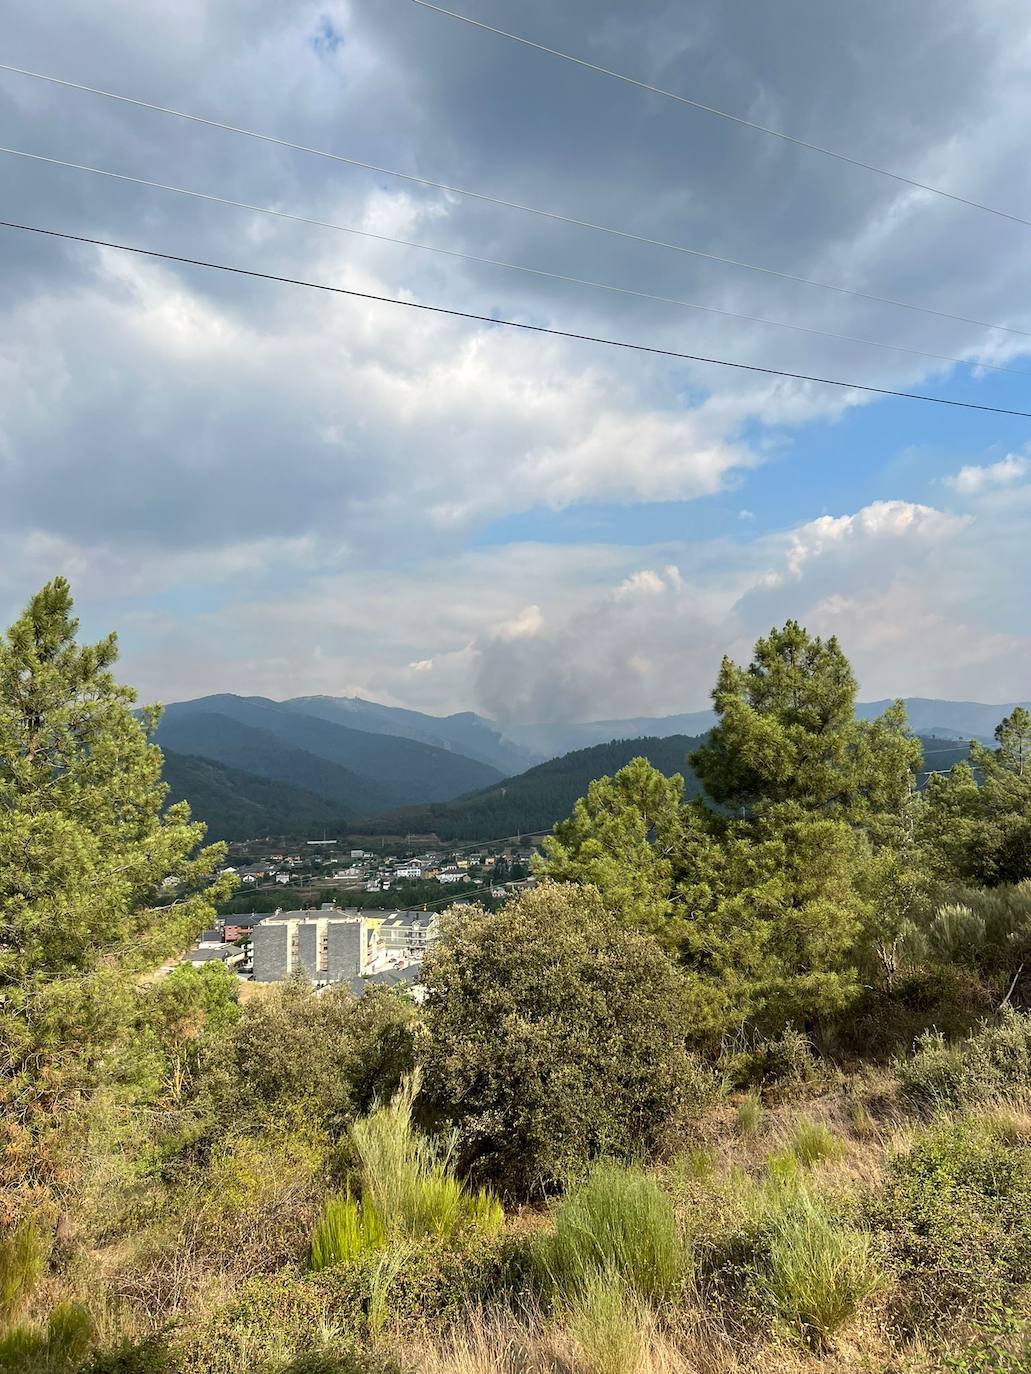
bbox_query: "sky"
[2,0,1031,724]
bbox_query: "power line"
[1,62,1028,341]
[4,217,1030,418]
[412,0,1031,234]
[4,142,1027,380]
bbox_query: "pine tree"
[923,708,1031,886]
[0,579,234,1148]
[536,757,689,942]
[690,620,920,821]
[538,621,924,1039]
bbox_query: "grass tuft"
[566,1270,649,1374]
[735,1094,763,1139]
[310,1074,503,1271]
[311,1195,385,1270]
[537,1162,688,1307]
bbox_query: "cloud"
[472,497,1031,720]
[3,0,1031,716]
[948,453,1030,494]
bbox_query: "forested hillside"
[160,750,343,841]
[154,694,504,809]
[282,695,536,775]
[351,734,705,839]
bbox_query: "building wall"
[327,919,363,980]
[252,921,290,982]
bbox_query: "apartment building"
[251,906,370,984]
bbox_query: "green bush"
[869,1115,1031,1331]
[535,1161,688,1306]
[898,1011,1031,1112]
[423,884,722,1197]
[209,981,420,1137]
[844,966,997,1060]
[720,1025,826,1094]
[750,1183,880,1349]
[700,1172,880,1349]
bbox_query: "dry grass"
[399,1299,906,1374]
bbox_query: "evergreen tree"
[0,579,233,1150]
[923,708,1031,887]
[690,620,920,821]
[536,757,688,941]
[538,621,923,1038]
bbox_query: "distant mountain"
[349,735,706,842]
[502,699,1029,759]
[154,711,396,814]
[856,698,1031,743]
[162,751,342,842]
[282,695,537,775]
[502,713,718,759]
[155,695,503,806]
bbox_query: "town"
[172,837,538,991]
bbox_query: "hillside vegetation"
[154,695,503,812]
[5,583,1031,1374]
[352,735,706,839]
[160,751,344,842]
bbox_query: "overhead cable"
[4,143,1026,378]
[3,217,1031,417]
[411,0,1031,232]
[1,62,1028,339]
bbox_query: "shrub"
[81,1336,176,1373]
[701,1173,880,1349]
[939,1307,1031,1374]
[869,1114,1031,1331]
[423,884,722,1197]
[212,981,420,1136]
[174,1238,512,1368]
[898,1011,1031,1112]
[720,1025,826,1094]
[535,1162,688,1306]
[844,966,997,1060]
